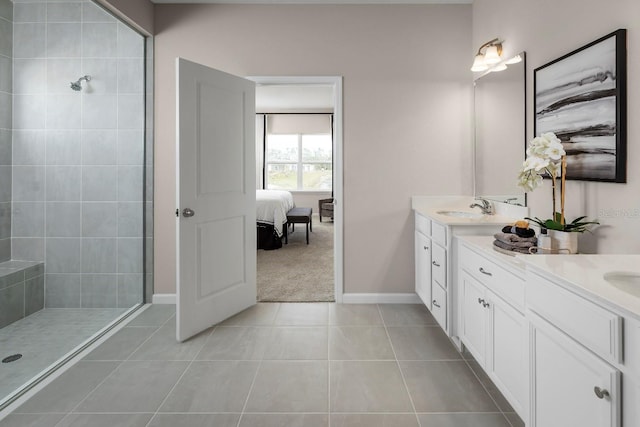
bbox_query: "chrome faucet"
[469,198,494,215]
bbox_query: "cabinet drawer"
[432,244,446,287]
[415,213,431,236]
[432,221,446,246]
[460,244,524,311]
[527,272,622,364]
[431,282,447,330]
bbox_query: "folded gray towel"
[493,239,532,254]
[494,232,537,247]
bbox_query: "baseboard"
[152,293,176,304]
[341,293,421,304]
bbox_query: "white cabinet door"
[460,270,487,366]
[489,290,527,416]
[431,282,447,330]
[415,231,432,307]
[532,316,620,427]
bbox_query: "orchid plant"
[517,132,598,232]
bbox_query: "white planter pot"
[548,230,579,254]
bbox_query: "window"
[265,115,333,191]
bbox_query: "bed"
[256,190,295,249]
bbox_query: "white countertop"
[411,195,527,226]
[458,235,640,320]
[517,253,640,320]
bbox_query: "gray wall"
[11,0,146,308]
[0,0,12,262]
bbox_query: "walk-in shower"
[0,0,152,410]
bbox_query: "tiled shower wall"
[11,0,146,308]
[0,0,12,262]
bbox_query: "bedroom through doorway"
[252,78,342,303]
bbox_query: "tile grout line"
[460,355,515,427]
[377,304,423,427]
[46,309,176,426]
[235,302,284,427]
[144,313,215,427]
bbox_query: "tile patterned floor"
[0,308,128,403]
[0,303,525,427]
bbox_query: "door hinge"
[176,208,179,217]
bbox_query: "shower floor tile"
[0,308,128,403]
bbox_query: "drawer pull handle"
[594,386,610,399]
[423,246,429,250]
[482,302,490,308]
[432,300,441,308]
[432,261,440,267]
[479,267,492,276]
[477,298,485,305]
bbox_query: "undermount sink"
[603,271,640,297]
[436,210,484,219]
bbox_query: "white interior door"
[176,58,256,342]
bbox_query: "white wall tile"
[117,59,144,93]
[82,59,117,94]
[45,165,81,201]
[46,130,81,165]
[45,201,81,237]
[0,56,12,93]
[14,4,46,23]
[82,129,116,165]
[13,94,45,129]
[82,94,116,129]
[117,94,144,129]
[117,130,143,165]
[12,165,45,201]
[46,94,81,129]
[117,22,143,58]
[13,23,46,58]
[12,202,45,237]
[82,2,115,23]
[47,23,81,58]
[13,59,47,94]
[13,130,46,165]
[82,165,117,201]
[47,3,81,23]
[82,23,116,58]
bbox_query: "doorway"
[250,76,343,303]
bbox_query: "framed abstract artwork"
[534,29,627,182]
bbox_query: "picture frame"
[534,29,627,182]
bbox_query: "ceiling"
[151,0,471,4]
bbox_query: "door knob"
[594,386,610,399]
[182,208,195,218]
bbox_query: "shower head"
[70,75,91,91]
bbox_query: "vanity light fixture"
[470,38,503,72]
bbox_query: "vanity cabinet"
[530,313,620,427]
[459,243,527,417]
[414,230,432,308]
[413,209,515,341]
[414,213,447,330]
[527,271,622,427]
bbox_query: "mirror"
[473,52,526,205]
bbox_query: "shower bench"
[0,261,45,329]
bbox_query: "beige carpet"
[257,215,334,302]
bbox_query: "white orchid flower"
[522,156,549,172]
[544,140,566,160]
